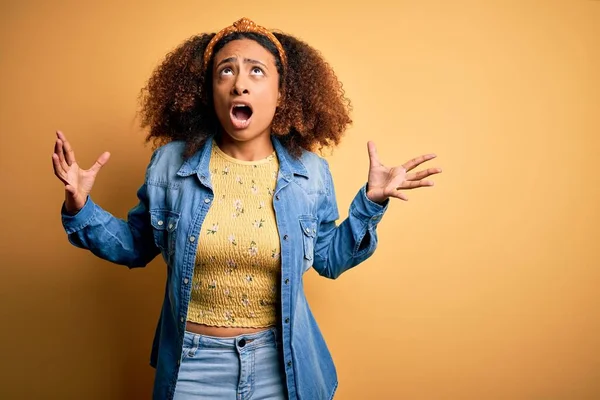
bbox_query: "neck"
[216,131,274,161]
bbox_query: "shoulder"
[298,150,331,174]
[295,149,335,195]
[145,140,188,184]
[149,140,187,166]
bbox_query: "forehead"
[213,38,276,65]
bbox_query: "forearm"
[313,184,388,279]
[62,191,158,268]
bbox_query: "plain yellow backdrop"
[1,0,599,399]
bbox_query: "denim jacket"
[61,136,388,399]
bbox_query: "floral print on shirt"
[187,143,281,328]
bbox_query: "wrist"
[365,184,387,205]
[64,196,84,216]
[63,203,81,216]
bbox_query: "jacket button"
[276,195,280,200]
[287,361,292,367]
[285,318,289,324]
[283,235,288,240]
[189,236,196,242]
[157,220,164,226]
[204,198,211,203]
[285,279,289,285]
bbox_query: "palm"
[367,163,406,200]
[365,141,441,203]
[64,161,97,199]
[52,131,110,212]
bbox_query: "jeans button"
[239,338,246,347]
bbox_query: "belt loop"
[194,332,200,349]
[194,332,202,353]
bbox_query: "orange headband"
[202,17,287,74]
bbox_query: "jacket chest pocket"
[299,216,317,262]
[150,209,181,257]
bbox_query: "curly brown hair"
[138,30,352,159]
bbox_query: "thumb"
[367,141,380,167]
[89,151,111,174]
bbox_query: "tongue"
[233,107,252,121]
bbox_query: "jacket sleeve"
[60,155,160,269]
[312,158,388,279]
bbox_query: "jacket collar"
[176,135,309,185]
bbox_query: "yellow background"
[1,0,599,398]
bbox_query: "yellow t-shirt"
[186,142,281,328]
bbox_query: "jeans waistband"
[183,327,279,351]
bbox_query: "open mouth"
[230,104,253,129]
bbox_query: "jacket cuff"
[350,184,389,228]
[61,196,96,234]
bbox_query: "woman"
[53,18,441,400]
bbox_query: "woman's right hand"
[52,131,111,215]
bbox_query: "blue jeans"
[173,328,287,399]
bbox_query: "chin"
[221,126,271,143]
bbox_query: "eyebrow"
[216,57,268,69]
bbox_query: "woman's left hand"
[365,141,442,204]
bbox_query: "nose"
[232,76,249,96]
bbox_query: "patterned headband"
[202,17,287,74]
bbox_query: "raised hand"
[365,141,442,204]
[52,131,110,214]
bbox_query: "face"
[212,38,281,143]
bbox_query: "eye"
[220,67,233,76]
[250,67,264,76]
